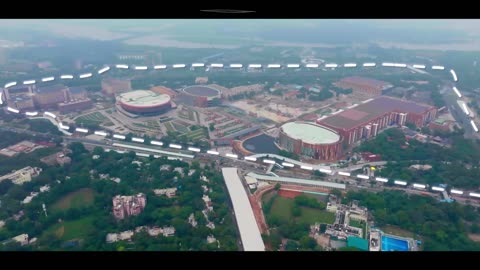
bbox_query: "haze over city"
[0,19,480,252]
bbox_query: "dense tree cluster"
[0,143,239,251]
[356,128,480,188]
[346,190,480,251]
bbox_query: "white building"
[0,167,42,185]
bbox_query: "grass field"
[381,225,416,238]
[269,196,335,225]
[172,121,189,133]
[51,188,95,211]
[165,122,175,132]
[349,219,364,229]
[75,112,107,125]
[44,216,95,241]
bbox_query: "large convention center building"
[117,90,172,116]
[317,96,437,146]
[176,85,222,107]
[278,121,343,161]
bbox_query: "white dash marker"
[79,73,92,79]
[470,192,480,198]
[450,69,458,82]
[113,134,126,140]
[192,63,205,67]
[135,66,148,70]
[267,64,281,68]
[230,64,243,68]
[151,140,163,146]
[25,111,38,116]
[94,131,108,137]
[226,153,238,159]
[169,143,182,149]
[357,174,370,180]
[325,63,338,68]
[172,64,186,69]
[287,64,300,68]
[363,63,376,67]
[244,156,257,162]
[7,107,19,113]
[300,165,313,171]
[60,75,74,79]
[75,128,88,133]
[187,147,201,152]
[338,171,351,177]
[432,186,445,192]
[394,180,407,186]
[154,65,167,70]
[413,183,426,189]
[98,66,110,74]
[5,82,17,88]
[42,77,55,82]
[207,150,219,155]
[263,159,275,164]
[432,65,445,70]
[44,112,56,119]
[116,64,129,69]
[210,63,224,68]
[450,189,464,195]
[305,64,319,68]
[23,80,35,85]
[281,162,294,167]
[132,137,145,143]
[412,64,426,69]
[344,63,357,68]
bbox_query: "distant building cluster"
[317,96,437,148]
[106,226,175,243]
[150,86,177,98]
[195,77,209,84]
[222,84,264,99]
[153,188,177,198]
[112,194,147,220]
[0,166,42,185]
[334,76,393,96]
[0,141,43,158]
[2,84,93,113]
[101,78,132,97]
[40,150,72,166]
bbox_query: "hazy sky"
[1,19,480,47]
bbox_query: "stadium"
[117,90,172,115]
[278,121,343,161]
[317,96,437,146]
[177,85,222,107]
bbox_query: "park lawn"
[45,216,95,241]
[269,196,336,225]
[349,219,364,229]
[269,196,293,220]
[51,188,95,211]
[298,207,336,225]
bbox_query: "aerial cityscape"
[0,19,480,251]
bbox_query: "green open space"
[44,216,95,241]
[51,188,95,211]
[269,196,335,225]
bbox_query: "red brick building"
[334,76,392,96]
[317,96,437,146]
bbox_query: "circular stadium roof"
[182,85,221,97]
[118,90,171,108]
[281,122,340,144]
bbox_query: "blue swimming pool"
[381,235,409,251]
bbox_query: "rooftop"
[118,90,170,107]
[281,122,340,144]
[69,86,86,95]
[338,76,391,88]
[36,85,66,94]
[319,96,434,130]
